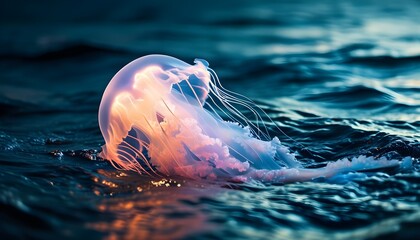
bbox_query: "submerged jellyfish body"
[99,54,407,182]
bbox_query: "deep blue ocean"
[0,0,419,239]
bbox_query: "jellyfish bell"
[99,55,210,140]
[99,55,215,175]
[99,54,409,182]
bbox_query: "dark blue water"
[0,0,419,239]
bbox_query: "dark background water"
[0,0,419,239]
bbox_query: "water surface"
[0,0,419,239]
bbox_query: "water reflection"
[87,170,216,239]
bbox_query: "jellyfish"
[98,54,410,182]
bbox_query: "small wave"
[209,17,283,27]
[345,55,420,67]
[301,85,394,109]
[0,43,129,61]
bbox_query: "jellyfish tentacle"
[141,115,184,176]
[203,93,273,166]
[209,68,305,150]
[124,134,161,176]
[208,74,271,139]
[211,87,272,140]
[219,90,272,138]
[179,77,205,107]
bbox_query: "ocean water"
[0,0,419,239]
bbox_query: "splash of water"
[98,54,410,182]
